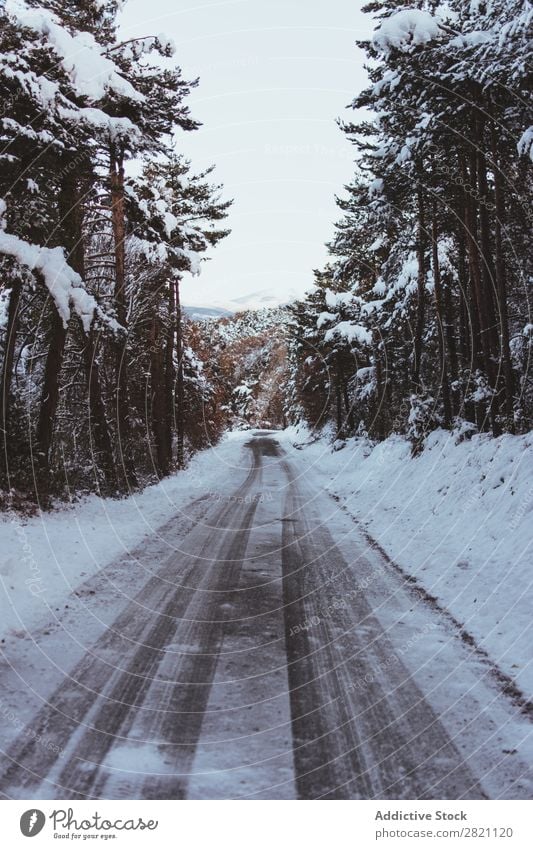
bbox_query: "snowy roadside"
[2,423,531,703]
[0,433,249,643]
[281,426,533,701]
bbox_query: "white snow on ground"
[281,426,533,700]
[1,424,532,708]
[0,433,248,642]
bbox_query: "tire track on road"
[0,442,264,798]
[281,470,484,800]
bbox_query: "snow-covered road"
[0,433,531,799]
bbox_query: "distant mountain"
[183,287,303,321]
[229,287,302,311]
[183,305,234,321]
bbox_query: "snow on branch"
[5,0,145,103]
[518,127,533,163]
[324,321,372,347]
[317,311,338,329]
[373,9,444,55]
[57,106,140,143]
[0,289,9,333]
[325,290,354,311]
[0,53,141,139]
[0,200,121,334]
[107,34,176,60]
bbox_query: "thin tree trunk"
[35,175,85,488]
[431,207,452,427]
[462,149,497,433]
[68,178,117,493]
[456,218,470,369]
[491,124,515,431]
[442,275,458,382]
[110,146,137,487]
[475,110,500,434]
[82,328,117,491]
[175,278,185,470]
[338,353,355,433]
[412,187,426,392]
[476,116,499,358]
[0,278,22,481]
[442,178,460,385]
[457,154,480,425]
[373,333,384,439]
[335,354,343,439]
[35,309,67,483]
[165,279,175,467]
[150,311,170,476]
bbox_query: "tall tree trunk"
[476,115,499,357]
[175,278,185,470]
[457,154,480,425]
[0,278,22,483]
[165,279,175,467]
[442,274,459,383]
[35,309,67,487]
[110,146,137,487]
[461,149,498,433]
[412,187,426,392]
[431,208,452,427]
[338,353,355,433]
[442,178,460,385]
[474,109,500,435]
[68,179,117,493]
[82,328,117,491]
[443,275,460,419]
[491,124,515,431]
[150,310,170,477]
[456,216,470,369]
[35,175,85,489]
[373,335,385,439]
[335,354,343,439]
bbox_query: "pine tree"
[0,0,231,499]
[289,0,532,445]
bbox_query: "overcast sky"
[119,0,373,310]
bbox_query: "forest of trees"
[1,0,532,507]
[202,307,290,430]
[288,0,532,450]
[0,0,231,504]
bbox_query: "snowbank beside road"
[2,424,531,702]
[283,427,533,699]
[0,433,248,642]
